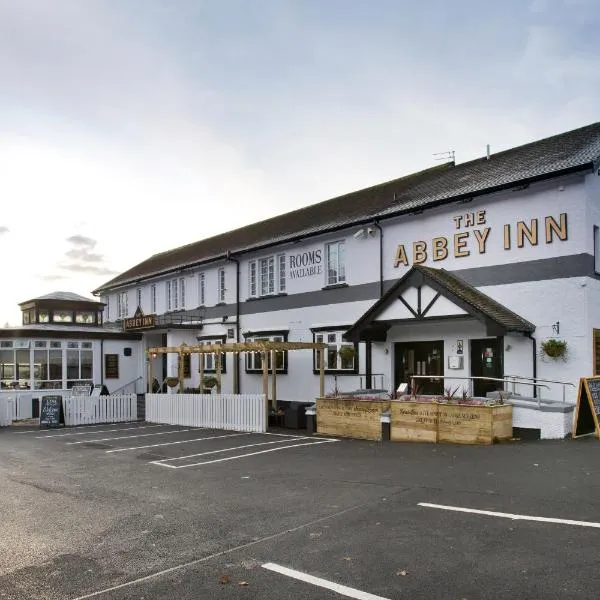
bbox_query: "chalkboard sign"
[573,377,600,438]
[104,354,119,379]
[40,395,64,428]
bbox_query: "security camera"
[366,227,375,236]
[353,229,365,239]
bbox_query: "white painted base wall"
[511,403,574,439]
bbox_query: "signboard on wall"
[124,307,156,330]
[573,377,600,438]
[104,354,120,379]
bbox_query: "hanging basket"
[338,346,357,362]
[540,338,568,361]
[166,377,179,388]
[201,376,218,389]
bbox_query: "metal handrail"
[358,373,386,389]
[503,374,575,403]
[112,376,143,395]
[408,375,550,408]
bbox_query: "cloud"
[39,274,68,282]
[0,226,8,235]
[66,234,97,247]
[58,263,118,276]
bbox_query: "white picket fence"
[0,395,13,427]
[64,394,137,426]
[146,393,267,433]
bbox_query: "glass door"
[395,341,444,396]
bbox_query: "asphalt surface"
[1,422,599,599]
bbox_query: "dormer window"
[38,311,50,323]
[75,312,95,324]
[53,312,73,323]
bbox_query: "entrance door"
[470,338,503,398]
[395,341,444,396]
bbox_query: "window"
[218,268,226,303]
[248,253,286,298]
[75,312,95,324]
[52,311,73,323]
[117,291,128,319]
[166,278,185,311]
[104,297,110,321]
[248,261,257,297]
[325,241,346,285]
[312,328,357,373]
[244,332,287,373]
[66,342,93,388]
[198,273,205,306]
[38,310,50,323]
[278,254,286,292]
[197,338,227,373]
[0,346,34,390]
[136,288,142,309]
[150,284,157,313]
[595,226,600,275]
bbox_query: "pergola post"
[319,344,325,398]
[216,348,222,393]
[262,348,269,420]
[199,351,204,393]
[178,347,185,392]
[271,349,277,411]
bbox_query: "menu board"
[104,354,119,379]
[573,377,600,438]
[40,396,64,428]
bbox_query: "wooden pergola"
[146,341,327,413]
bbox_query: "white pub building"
[90,122,600,439]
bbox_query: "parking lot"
[1,422,600,599]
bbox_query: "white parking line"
[152,438,320,464]
[262,562,390,600]
[15,421,139,434]
[66,429,191,444]
[152,439,338,469]
[35,425,163,438]
[105,432,251,453]
[418,502,600,528]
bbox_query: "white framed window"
[325,240,346,285]
[166,278,185,311]
[312,328,357,373]
[248,261,257,297]
[594,226,600,275]
[218,268,226,303]
[244,332,287,373]
[105,297,110,321]
[136,288,142,309]
[117,291,128,319]
[150,284,157,313]
[278,253,286,292]
[198,273,205,306]
[248,253,286,298]
[197,338,226,373]
[179,278,186,310]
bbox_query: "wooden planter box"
[316,397,391,441]
[391,400,513,445]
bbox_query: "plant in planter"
[201,375,218,392]
[166,377,179,388]
[540,338,568,361]
[438,385,460,404]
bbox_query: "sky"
[0,0,599,325]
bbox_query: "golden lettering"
[476,210,486,225]
[394,245,409,268]
[517,219,538,247]
[545,213,568,243]
[473,227,490,254]
[464,213,475,227]
[454,232,470,258]
[432,237,448,261]
[453,215,462,229]
[504,224,511,250]
[413,241,427,264]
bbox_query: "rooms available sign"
[289,249,323,279]
[392,211,568,267]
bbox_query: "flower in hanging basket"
[337,345,357,366]
[202,375,218,389]
[166,377,179,388]
[540,338,568,360]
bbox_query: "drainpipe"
[527,333,537,398]
[226,251,241,393]
[373,221,384,298]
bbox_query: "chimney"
[486,144,491,160]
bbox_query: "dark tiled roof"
[345,265,535,341]
[94,122,600,293]
[18,291,100,305]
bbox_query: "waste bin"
[283,403,312,429]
